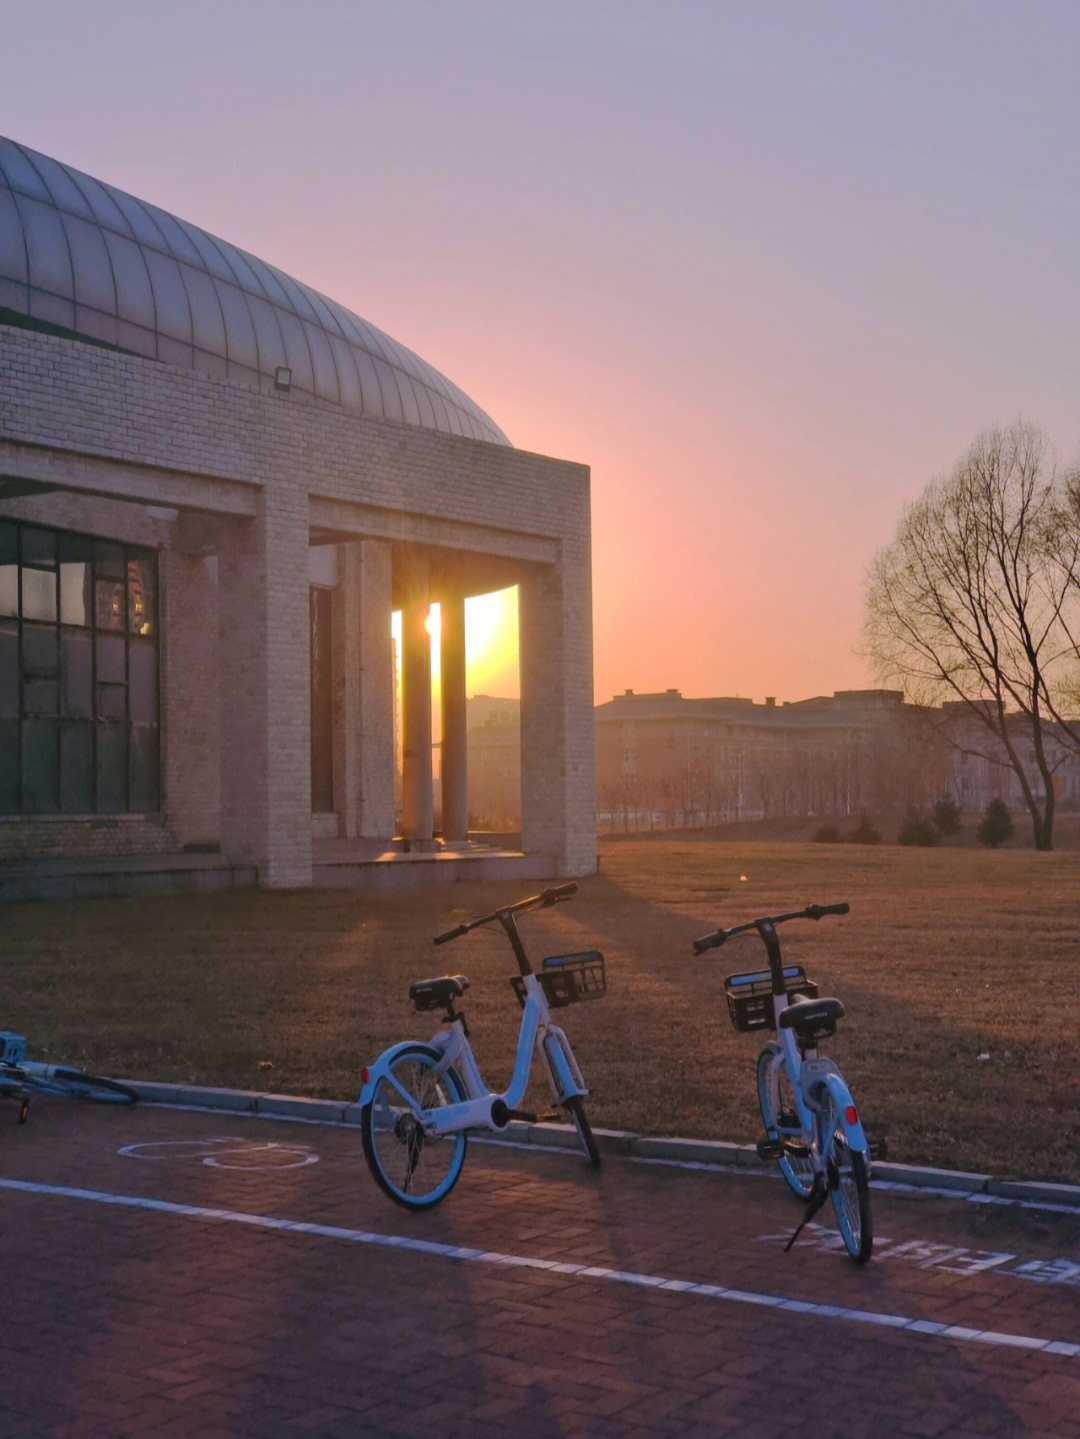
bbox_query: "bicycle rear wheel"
[562,1094,600,1168]
[361,1044,468,1210]
[756,1042,813,1199]
[43,1067,139,1104]
[826,1102,872,1263]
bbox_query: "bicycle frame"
[757,918,869,1161]
[358,971,587,1137]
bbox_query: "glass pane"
[23,624,57,676]
[94,576,125,631]
[142,247,192,343]
[60,629,93,717]
[128,641,158,725]
[103,230,156,329]
[0,719,18,812]
[97,632,125,684]
[127,556,156,635]
[129,725,160,811]
[16,192,73,300]
[0,520,16,565]
[0,624,17,717]
[21,568,57,622]
[96,682,126,720]
[96,721,126,811]
[0,563,16,617]
[24,679,58,715]
[182,262,226,356]
[23,717,60,812]
[60,721,94,812]
[62,211,116,312]
[59,559,90,625]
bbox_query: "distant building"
[595,687,1080,831]
[467,696,521,830]
[595,688,947,830]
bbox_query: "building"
[595,688,949,829]
[595,688,1080,832]
[0,139,595,892]
[466,695,521,831]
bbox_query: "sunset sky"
[7,2,1080,706]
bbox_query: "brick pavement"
[2,1101,1079,1438]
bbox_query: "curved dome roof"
[0,138,509,446]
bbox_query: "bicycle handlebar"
[433,883,578,945]
[692,901,849,955]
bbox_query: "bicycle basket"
[723,966,818,1032]
[510,952,606,1009]
[0,1032,27,1063]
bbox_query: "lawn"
[3,836,1078,1184]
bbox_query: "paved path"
[2,1101,1079,1438]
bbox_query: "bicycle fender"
[816,1071,870,1154]
[358,1040,446,1107]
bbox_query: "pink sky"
[7,1,1080,705]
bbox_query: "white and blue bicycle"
[360,884,604,1209]
[694,902,881,1264]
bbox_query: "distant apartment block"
[595,688,1080,829]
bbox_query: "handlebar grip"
[540,882,577,905]
[805,902,850,920]
[692,930,724,954]
[433,923,468,946]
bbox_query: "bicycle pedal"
[756,1137,784,1161]
[782,1138,811,1160]
[869,1137,888,1161]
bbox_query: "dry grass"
[3,836,1078,1182]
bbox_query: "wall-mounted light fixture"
[274,367,292,391]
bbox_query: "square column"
[399,548,434,844]
[440,594,469,840]
[519,549,596,875]
[218,493,312,886]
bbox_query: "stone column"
[440,593,469,841]
[218,490,312,887]
[519,532,596,875]
[357,539,395,838]
[400,549,434,844]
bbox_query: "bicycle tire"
[361,1044,468,1210]
[826,1099,872,1264]
[756,1042,814,1199]
[563,1094,600,1168]
[45,1067,139,1105]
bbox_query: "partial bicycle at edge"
[359,883,604,1209]
[1,1031,139,1123]
[693,902,884,1264]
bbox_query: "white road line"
[3,1176,1077,1360]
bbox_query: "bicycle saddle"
[409,975,469,1012]
[778,995,844,1039]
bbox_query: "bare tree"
[864,422,1080,849]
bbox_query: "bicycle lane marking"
[2,1176,1077,1361]
[118,1138,320,1170]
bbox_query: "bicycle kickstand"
[784,1175,829,1253]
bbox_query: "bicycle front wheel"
[361,1044,468,1210]
[826,1103,872,1264]
[756,1042,813,1199]
[562,1094,600,1168]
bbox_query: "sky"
[6,1,1080,705]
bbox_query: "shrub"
[897,809,940,846]
[847,815,881,844]
[811,824,840,843]
[930,794,962,836]
[977,798,1014,848]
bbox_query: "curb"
[129,1081,1080,1210]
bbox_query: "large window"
[0,520,160,815]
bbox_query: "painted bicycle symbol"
[118,1137,319,1170]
